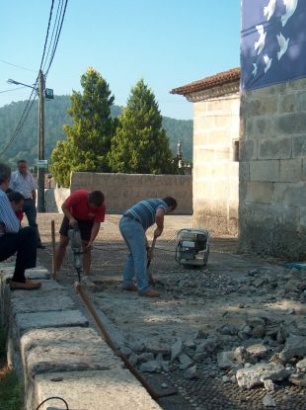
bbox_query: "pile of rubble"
[109,266,306,408]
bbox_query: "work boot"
[122,284,138,291]
[140,289,160,297]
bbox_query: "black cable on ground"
[92,245,176,254]
[35,396,69,409]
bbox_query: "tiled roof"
[170,67,241,96]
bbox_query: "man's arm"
[0,194,20,233]
[32,189,36,203]
[9,172,16,190]
[61,202,77,226]
[87,221,101,247]
[153,208,165,238]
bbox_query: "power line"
[0,86,27,94]
[39,0,55,72]
[0,59,37,72]
[2,0,69,157]
[0,90,37,157]
[42,0,62,73]
[45,0,69,77]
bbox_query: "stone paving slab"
[21,327,118,376]
[11,292,75,314]
[15,309,88,331]
[35,370,162,410]
[1,245,164,410]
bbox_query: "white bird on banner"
[264,0,277,20]
[277,33,290,59]
[281,0,298,27]
[263,54,272,73]
[241,0,306,91]
[254,25,267,54]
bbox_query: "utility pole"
[7,74,53,211]
[37,69,45,212]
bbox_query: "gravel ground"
[35,213,306,410]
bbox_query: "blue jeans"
[119,216,150,294]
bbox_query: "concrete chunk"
[279,335,306,362]
[236,362,291,389]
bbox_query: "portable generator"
[175,228,210,266]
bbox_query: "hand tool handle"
[147,236,157,268]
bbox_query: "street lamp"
[7,70,52,212]
[7,78,37,90]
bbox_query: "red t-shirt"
[64,190,105,222]
[15,211,24,221]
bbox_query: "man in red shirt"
[54,190,105,279]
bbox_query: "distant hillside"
[0,95,193,168]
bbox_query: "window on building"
[233,140,239,162]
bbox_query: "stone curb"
[0,260,161,410]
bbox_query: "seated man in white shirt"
[9,159,46,249]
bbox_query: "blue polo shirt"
[124,199,168,230]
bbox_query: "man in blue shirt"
[0,162,41,290]
[119,197,177,297]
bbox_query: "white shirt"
[9,171,38,199]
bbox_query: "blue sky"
[1,1,241,120]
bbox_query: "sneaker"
[82,276,95,287]
[122,284,138,292]
[140,289,160,298]
[10,279,42,291]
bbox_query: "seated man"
[7,189,25,221]
[0,162,41,290]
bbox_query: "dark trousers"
[23,198,42,245]
[0,226,37,282]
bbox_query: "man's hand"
[153,227,163,238]
[69,217,78,227]
[85,241,93,251]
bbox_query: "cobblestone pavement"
[35,213,306,410]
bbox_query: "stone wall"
[192,94,240,235]
[70,172,192,214]
[239,78,306,259]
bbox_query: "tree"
[50,67,116,186]
[49,140,73,187]
[108,79,177,174]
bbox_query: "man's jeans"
[119,216,150,294]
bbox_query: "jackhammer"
[68,223,83,283]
